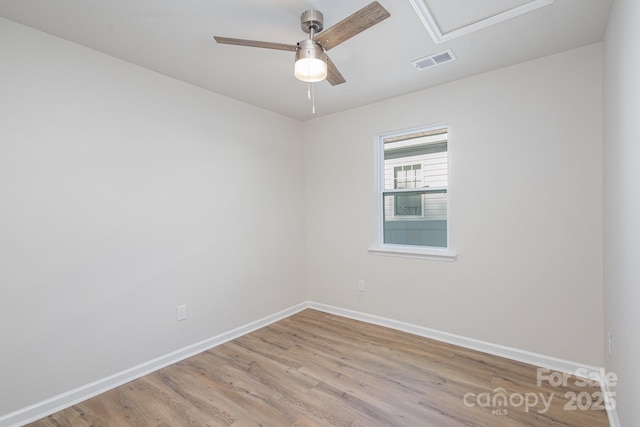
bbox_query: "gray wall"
[603,0,640,424]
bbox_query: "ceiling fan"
[214,1,391,86]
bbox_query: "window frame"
[369,123,457,261]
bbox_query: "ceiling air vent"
[411,49,456,71]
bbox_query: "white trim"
[600,376,621,427]
[409,0,554,44]
[0,302,309,427]
[368,244,457,261]
[308,302,602,379]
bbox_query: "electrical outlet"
[358,279,365,292]
[608,332,613,356]
[177,304,187,321]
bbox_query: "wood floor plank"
[26,309,610,427]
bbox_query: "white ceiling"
[0,0,613,121]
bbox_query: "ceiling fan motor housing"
[294,39,328,82]
[301,9,324,33]
[296,39,326,61]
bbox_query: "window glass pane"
[383,191,448,247]
[381,127,448,248]
[394,193,422,216]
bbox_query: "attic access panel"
[409,0,554,44]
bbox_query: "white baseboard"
[0,302,308,427]
[2,301,616,427]
[600,376,621,427]
[308,302,603,378]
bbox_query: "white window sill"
[368,245,457,261]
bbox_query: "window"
[394,165,423,216]
[395,164,422,189]
[370,124,456,261]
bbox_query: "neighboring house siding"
[383,151,448,222]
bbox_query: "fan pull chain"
[306,82,316,114]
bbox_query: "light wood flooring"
[27,309,610,426]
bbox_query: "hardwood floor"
[27,309,610,426]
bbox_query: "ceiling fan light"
[295,58,327,82]
[294,40,327,82]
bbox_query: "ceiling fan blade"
[313,1,390,51]
[326,57,346,86]
[214,36,298,52]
